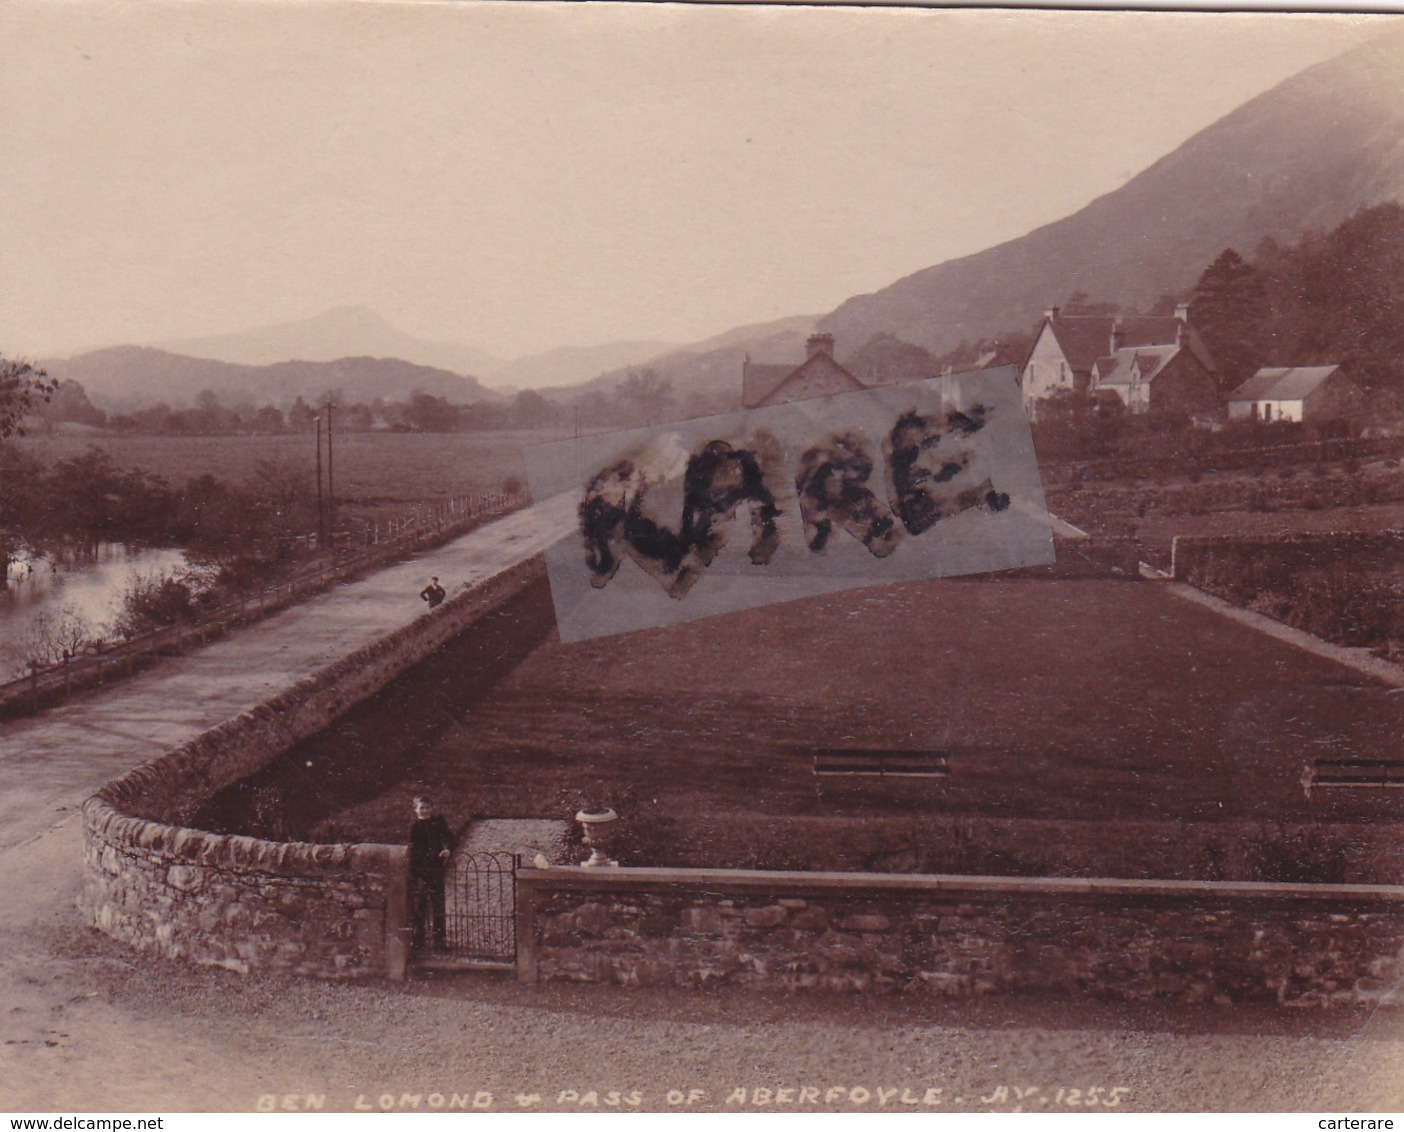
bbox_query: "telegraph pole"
[315,415,326,549]
[326,401,336,534]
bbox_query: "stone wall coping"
[1172,531,1403,550]
[85,795,407,877]
[517,864,1404,907]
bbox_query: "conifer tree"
[1192,248,1270,393]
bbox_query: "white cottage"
[1020,304,1218,419]
[1227,366,1359,424]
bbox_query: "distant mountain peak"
[305,303,395,327]
[153,307,502,378]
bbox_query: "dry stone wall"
[82,559,545,978]
[83,816,406,977]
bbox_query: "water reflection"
[0,544,188,678]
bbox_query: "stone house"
[742,334,867,408]
[1227,365,1360,424]
[1020,304,1219,419]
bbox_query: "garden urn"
[574,808,619,868]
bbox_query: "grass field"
[202,573,1404,884]
[12,430,555,507]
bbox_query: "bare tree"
[250,457,313,529]
[19,609,95,667]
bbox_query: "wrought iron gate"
[443,850,518,964]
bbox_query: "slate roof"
[742,363,798,408]
[1094,345,1179,388]
[1229,366,1342,403]
[1167,322,1218,376]
[1044,314,1217,379]
[742,355,865,407]
[1046,317,1118,375]
[1117,316,1182,348]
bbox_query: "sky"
[0,1,1391,362]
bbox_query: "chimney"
[806,333,835,359]
[1175,300,1191,323]
[1043,306,1060,321]
[1109,317,1123,355]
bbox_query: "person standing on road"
[409,795,454,950]
[419,576,446,608]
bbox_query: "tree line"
[0,443,322,575]
[29,367,692,436]
[37,386,556,436]
[1192,202,1404,408]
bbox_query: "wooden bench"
[1304,758,1404,793]
[813,749,949,779]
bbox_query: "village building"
[1020,304,1218,419]
[742,333,867,408]
[1226,365,1360,424]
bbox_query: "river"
[0,543,188,678]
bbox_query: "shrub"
[114,572,197,638]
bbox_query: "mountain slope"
[542,313,819,406]
[43,347,501,410]
[491,339,679,391]
[820,28,1404,356]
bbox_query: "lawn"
[202,573,1404,884]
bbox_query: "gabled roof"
[1041,313,1218,379]
[762,353,866,405]
[1094,345,1179,388]
[1229,365,1342,402]
[1044,316,1117,375]
[743,352,865,408]
[1169,322,1217,376]
[742,363,797,408]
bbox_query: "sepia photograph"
[1,0,1403,1116]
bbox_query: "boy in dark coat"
[419,577,446,608]
[409,795,453,950]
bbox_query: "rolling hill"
[42,347,502,411]
[155,305,676,392]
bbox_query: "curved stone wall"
[81,558,545,979]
